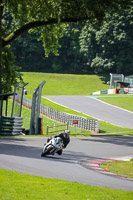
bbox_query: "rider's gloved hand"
[47,138,51,142]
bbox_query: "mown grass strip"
[100,159,133,179]
[0,169,133,200]
[98,96,133,112]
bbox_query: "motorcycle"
[41,137,64,157]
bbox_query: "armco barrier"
[21,97,99,133]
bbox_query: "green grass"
[98,96,133,112]
[22,72,109,96]
[100,159,133,179]
[0,169,133,200]
[3,73,133,135]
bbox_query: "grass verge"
[100,159,133,179]
[98,96,133,112]
[0,169,133,200]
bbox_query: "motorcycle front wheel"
[41,146,54,157]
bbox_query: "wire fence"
[22,97,99,133]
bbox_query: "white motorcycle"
[41,137,63,157]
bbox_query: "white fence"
[22,97,99,133]
[46,123,69,135]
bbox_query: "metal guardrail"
[22,97,99,133]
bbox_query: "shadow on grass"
[97,74,110,85]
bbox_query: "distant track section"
[43,96,133,129]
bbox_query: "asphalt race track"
[0,136,133,191]
[0,96,133,192]
[43,95,133,129]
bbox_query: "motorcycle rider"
[47,129,70,155]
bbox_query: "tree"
[11,32,54,72]
[2,46,22,93]
[11,25,89,74]
[51,24,89,74]
[0,0,132,93]
[80,7,133,75]
[79,23,99,73]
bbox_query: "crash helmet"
[64,130,70,138]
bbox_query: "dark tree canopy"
[2,0,132,50]
[79,7,133,75]
[0,0,132,93]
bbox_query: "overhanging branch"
[2,17,86,47]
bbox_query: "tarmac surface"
[0,136,133,191]
[1,95,133,192]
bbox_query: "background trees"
[0,0,132,93]
[2,46,22,93]
[12,6,133,76]
[79,7,133,75]
[11,25,89,74]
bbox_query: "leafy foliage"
[0,0,133,93]
[79,8,133,75]
[11,25,90,74]
[3,0,132,54]
[1,46,23,93]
